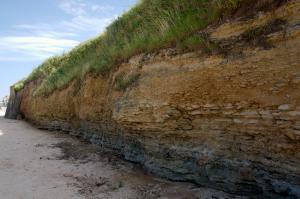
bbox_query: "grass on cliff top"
[17,0,244,96]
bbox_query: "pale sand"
[0,107,5,117]
[0,117,245,199]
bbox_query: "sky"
[0,0,138,99]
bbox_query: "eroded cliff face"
[9,1,300,197]
[5,87,23,119]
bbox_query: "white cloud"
[58,0,114,15]
[0,36,78,50]
[59,0,87,16]
[0,1,118,62]
[13,23,79,38]
[61,15,114,32]
[13,23,51,30]
[91,5,114,12]
[0,36,79,60]
[0,56,43,62]
[58,0,115,32]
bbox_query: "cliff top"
[14,0,285,96]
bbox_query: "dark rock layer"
[5,87,23,119]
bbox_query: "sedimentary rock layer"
[7,1,300,197]
[5,87,23,119]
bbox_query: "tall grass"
[19,0,244,96]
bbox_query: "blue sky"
[0,0,138,99]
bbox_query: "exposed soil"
[0,117,246,199]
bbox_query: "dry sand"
[0,116,246,199]
[0,107,5,117]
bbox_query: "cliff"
[6,1,300,198]
[5,86,23,119]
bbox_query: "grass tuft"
[178,33,220,54]
[14,80,25,92]
[115,72,140,91]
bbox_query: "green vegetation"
[117,181,124,188]
[17,0,246,96]
[178,33,220,54]
[115,72,140,91]
[14,80,25,92]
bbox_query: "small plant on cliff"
[178,33,220,54]
[14,80,25,92]
[115,72,140,91]
[117,181,124,188]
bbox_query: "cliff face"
[5,87,23,119]
[7,1,300,197]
